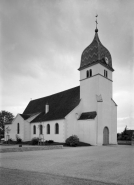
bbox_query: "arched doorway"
[103,127,109,145]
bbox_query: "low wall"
[0,145,63,153]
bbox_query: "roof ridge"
[30,85,80,102]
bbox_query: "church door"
[103,127,109,145]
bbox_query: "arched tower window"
[86,70,89,78]
[104,70,108,78]
[106,71,108,78]
[47,124,50,134]
[40,125,43,135]
[55,123,59,134]
[89,69,92,77]
[17,123,20,134]
[33,125,36,134]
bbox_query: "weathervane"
[95,14,98,29]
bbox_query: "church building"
[5,25,117,145]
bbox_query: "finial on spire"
[95,14,98,32]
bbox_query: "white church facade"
[5,27,117,145]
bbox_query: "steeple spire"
[79,15,113,71]
[95,14,98,32]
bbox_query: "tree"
[0,111,14,139]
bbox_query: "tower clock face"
[105,57,109,64]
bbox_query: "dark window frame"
[89,69,92,77]
[86,70,89,78]
[55,123,59,134]
[40,124,43,135]
[47,124,50,134]
[104,70,108,78]
[17,123,20,134]
[33,125,36,134]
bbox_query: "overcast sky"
[1,0,134,133]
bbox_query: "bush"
[48,140,54,144]
[45,140,54,144]
[8,138,13,142]
[16,138,22,144]
[7,139,16,144]
[31,137,39,145]
[66,135,79,147]
[16,135,22,144]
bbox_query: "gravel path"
[0,145,134,185]
[0,167,120,185]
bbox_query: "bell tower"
[78,16,117,145]
[78,21,114,112]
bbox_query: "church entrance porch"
[103,127,109,145]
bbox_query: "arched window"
[33,125,36,134]
[89,69,92,77]
[17,123,20,134]
[47,124,50,134]
[104,70,108,78]
[86,70,89,78]
[55,123,59,134]
[106,71,108,78]
[40,125,43,135]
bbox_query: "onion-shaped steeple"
[79,28,114,71]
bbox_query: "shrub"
[45,140,54,144]
[66,135,79,146]
[16,135,22,144]
[17,138,22,144]
[7,139,16,144]
[31,137,39,145]
[48,140,54,144]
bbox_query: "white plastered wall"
[65,105,81,139]
[97,100,117,145]
[96,72,116,145]
[80,64,112,81]
[80,63,117,145]
[23,121,31,141]
[23,113,40,141]
[5,114,25,141]
[111,100,117,144]
[65,102,97,145]
[30,119,65,142]
[77,119,96,145]
[80,64,112,112]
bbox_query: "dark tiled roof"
[79,30,114,71]
[78,111,97,120]
[23,86,80,123]
[19,114,31,120]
